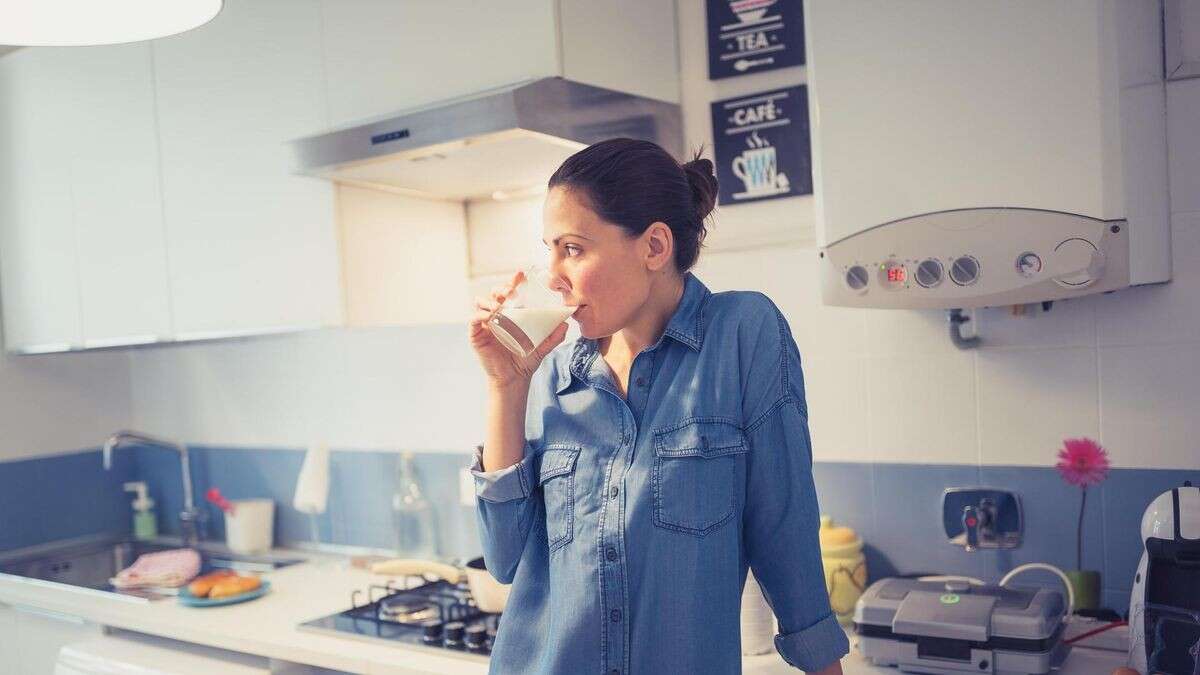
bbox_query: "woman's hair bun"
[681,153,718,223]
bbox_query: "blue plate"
[178,580,270,607]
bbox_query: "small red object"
[966,517,977,527]
[205,487,236,515]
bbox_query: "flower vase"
[1065,569,1100,611]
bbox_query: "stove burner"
[300,579,499,657]
[379,597,439,624]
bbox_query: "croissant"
[208,575,261,599]
[187,569,237,597]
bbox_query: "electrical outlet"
[459,468,477,507]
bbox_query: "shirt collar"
[556,274,709,394]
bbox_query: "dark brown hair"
[547,138,718,273]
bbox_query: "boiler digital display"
[879,260,908,290]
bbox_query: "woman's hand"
[469,270,570,389]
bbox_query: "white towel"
[293,442,330,515]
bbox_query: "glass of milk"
[487,266,577,358]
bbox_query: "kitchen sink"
[0,533,304,601]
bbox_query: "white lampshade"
[0,0,223,47]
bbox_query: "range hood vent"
[290,77,682,202]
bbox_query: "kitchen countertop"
[0,550,1129,674]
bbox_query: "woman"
[467,138,848,674]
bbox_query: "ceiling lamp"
[0,0,223,46]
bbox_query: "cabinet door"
[319,0,560,128]
[0,49,82,353]
[69,43,173,347]
[153,0,342,339]
[9,603,101,674]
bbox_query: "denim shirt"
[470,274,849,674]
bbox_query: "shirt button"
[610,609,622,622]
[635,376,646,388]
[606,547,618,562]
[609,486,619,498]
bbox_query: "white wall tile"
[337,325,486,452]
[1096,213,1200,347]
[1167,78,1200,214]
[0,350,132,462]
[1099,342,1200,469]
[977,347,1099,466]
[694,245,868,358]
[862,307,963,358]
[803,357,871,462]
[975,297,1096,350]
[131,329,347,449]
[866,351,978,464]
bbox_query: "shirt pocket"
[538,445,581,553]
[651,417,748,537]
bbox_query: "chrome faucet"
[103,430,202,547]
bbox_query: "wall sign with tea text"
[707,0,805,80]
[710,85,811,206]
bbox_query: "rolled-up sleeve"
[470,446,540,583]
[742,308,849,671]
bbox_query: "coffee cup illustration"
[733,146,778,194]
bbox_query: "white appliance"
[1128,482,1200,675]
[56,630,269,675]
[806,1,1171,310]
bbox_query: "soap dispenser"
[123,481,158,540]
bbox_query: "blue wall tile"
[0,448,136,551]
[975,466,1107,581]
[866,463,986,581]
[4,440,1191,621]
[1101,468,1200,600]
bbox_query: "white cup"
[224,499,274,554]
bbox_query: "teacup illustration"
[730,0,777,24]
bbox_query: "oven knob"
[465,625,488,649]
[444,621,465,647]
[422,620,444,643]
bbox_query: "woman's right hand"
[469,271,570,389]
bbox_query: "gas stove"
[299,577,498,659]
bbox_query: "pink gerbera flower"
[1055,437,1110,487]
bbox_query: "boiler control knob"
[1051,238,1103,287]
[845,265,869,291]
[950,256,980,286]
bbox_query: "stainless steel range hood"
[290,77,682,202]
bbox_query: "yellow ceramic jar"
[819,515,867,623]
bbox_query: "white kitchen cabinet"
[319,0,679,128]
[0,44,171,353]
[0,48,82,353]
[68,45,172,348]
[152,0,342,339]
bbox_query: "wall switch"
[459,468,477,507]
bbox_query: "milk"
[490,306,577,357]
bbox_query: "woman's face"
[541,187,657,340]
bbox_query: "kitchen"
[0,1,1198,674]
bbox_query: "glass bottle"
[391,452,438,558]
